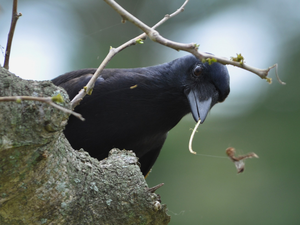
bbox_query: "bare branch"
[71,0,283,110]
[4,0,22,70]
[70,0,189,109]
[104,0,282,83]
[0,95,85,121]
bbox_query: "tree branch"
[0,95,84,121]
[3,0,22,70]
[70,0,189,109]
[104,0,284,84]
[0,67,170,224]
[70,0,284,109]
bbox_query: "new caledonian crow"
[52,54,230,176]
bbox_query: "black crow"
[52,54,230,175]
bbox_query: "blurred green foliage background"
[1,0,299,224]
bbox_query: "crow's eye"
[193,65,202,77]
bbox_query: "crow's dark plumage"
[52,54,230,175]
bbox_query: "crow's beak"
[186,90,212,123]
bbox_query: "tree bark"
[0,66,170,225]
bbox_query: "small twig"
[0,95,85,121]
[70,0,189,109]
[48,101,85,121]
[4,0,22,70]
[147,183,164,193]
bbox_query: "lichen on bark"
[0,67,170,225]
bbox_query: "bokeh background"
[1,0,299,224]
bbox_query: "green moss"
[90,182,99,192]
[106,199,112,206]
[74,178,81,184]
[61,202,68,209]
[55,182,67,193]
[40,218,47,224]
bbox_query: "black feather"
[52,54,230,175]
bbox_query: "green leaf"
[136,39,144,44]
[231,53,245,65]
[51,93,64,103]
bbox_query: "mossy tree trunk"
[0,67,170,225]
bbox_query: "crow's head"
[173,55,230,123]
